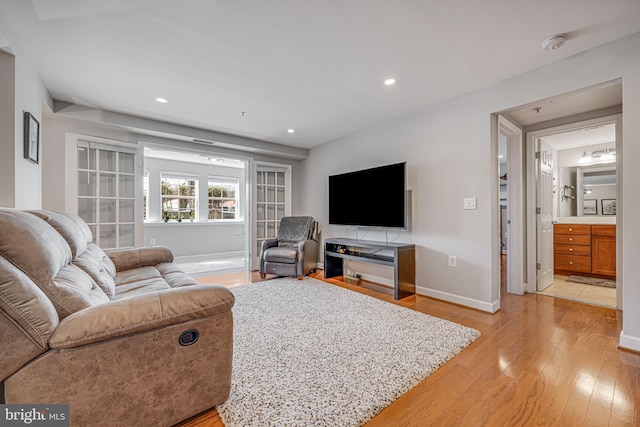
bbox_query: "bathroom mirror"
[558,165,616,216]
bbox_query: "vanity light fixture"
[155,97,168,103]
[287,129,295,133]
[384,78,396,86]
[578,148,616,164]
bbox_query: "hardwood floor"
[179,269,639,427]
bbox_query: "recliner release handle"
[179,329,199,346]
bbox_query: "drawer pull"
[569,248,573,251]
[569,228,573,231]
[569,261,574,265]
[569,238,573,241]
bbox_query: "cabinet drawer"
[592,225,616,236]
[554,254,591,273]
[554,224,591,235]
[554,234,591,245]
[554,244,591,256]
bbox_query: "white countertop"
[555,216,616,224]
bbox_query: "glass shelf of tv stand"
[324,248,394,265]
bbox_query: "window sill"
[144,221,244,226]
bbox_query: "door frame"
[498,115,526,295]
[524,114,622,308]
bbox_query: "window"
[161,174,197,221]
[208,177,238,220]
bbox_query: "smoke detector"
[541,34,567,51]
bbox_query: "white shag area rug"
[216,277,480,427]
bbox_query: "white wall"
[0,10,50,209]
[303,32,640,350]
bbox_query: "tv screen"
[329,162,406,228]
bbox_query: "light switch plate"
[464,197,477,210]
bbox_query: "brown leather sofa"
[0,209,235,427]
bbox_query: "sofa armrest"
[106,246,174,271]
[49,285,234,349]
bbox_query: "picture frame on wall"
[23,112,40,164]
[583,199,597,215]
[601,199,616,215]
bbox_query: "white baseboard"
[319,266,499,313]
[174,251,245,263]
[619,331,640,352]
[416,285,500,313]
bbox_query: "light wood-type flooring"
[178,268,638,427]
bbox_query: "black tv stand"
[324,238,415,300]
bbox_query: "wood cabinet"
[591,225,616,277]
[553,224,616,278]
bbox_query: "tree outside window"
[208,178,238,220]
[161,175,197,221]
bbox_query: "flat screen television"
[328,162,406,228]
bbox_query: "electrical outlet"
[448,255,457,267]
[150,238,156,245]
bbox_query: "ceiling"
[1,1,639,149]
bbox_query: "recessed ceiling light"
[287,129,295,133]
[155,97,168,103]
[384,78,396,86]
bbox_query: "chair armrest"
[261,239,278,253]
[298,239,318,267]
[105,246,174,271]
[49,285,234,349]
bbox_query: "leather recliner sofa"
[0,209,235,426]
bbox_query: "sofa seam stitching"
[0,293,47,348]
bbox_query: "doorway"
[142,146,251,277]
[497,80,622,310]
[526,115,620,308]
[498,115,525,296]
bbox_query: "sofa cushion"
[0,255,59,380]
[28,211,118,297]
[0,209,108,321]
[50,264,110,317]
[74,244,117,298]
[156,263,198,288]
[0,209,72,289]
[116,266,162,286]
[28,210,92,259]
[114,278,172,300]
